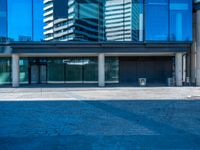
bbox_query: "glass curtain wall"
[145,0,192,41]
[6,0,44,41]
[0,0,192,42]
[104,0,144,42]
[47,58,65,83]
[65,58,83,83]
[145,0,169,41]
[7,0,32,41]
[33,0,45,41]
[83,57,98,83]
[0,0,7,41]
[169,0,192,41]
[105,57,119,83]
[19,58,29,84]
[0,58,11,85]
[45,57,98,83]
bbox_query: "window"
[47,58,65,83]
[105,57,119,83]
[20,58,29,84]
[170,0,192,41]
[83,57,98,82]
[145,0,169,41]
[0,0,7,39]
[8,0,32,41]
[33,0,44,41]
[0,58,11,85]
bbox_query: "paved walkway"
[0,87,200,149]
[0,86,199,100]
[0,100,200,149]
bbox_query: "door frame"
[29,63,47,84]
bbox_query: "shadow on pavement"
[0,100,200,149]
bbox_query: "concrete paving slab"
[0,87,199,100]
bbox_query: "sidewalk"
[0,86,199,100]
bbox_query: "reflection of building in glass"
[44,0,104,42]
[104,0,143,41]
[43,0,54,41]
[0,0,44,42]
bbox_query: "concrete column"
[98,53,105,87]
[175,53,183,86]
[196,10,200,86]
[12,54,20,87]
[191,13,197,84]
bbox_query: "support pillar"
[12,54,19,87]
[196,10,200,86]
[191,13,197,84]
[98,53,105,87]
[175,53,183,86]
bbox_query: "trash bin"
[138,78,146,86]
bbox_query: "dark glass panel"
[105,57,119,83]
[7,0,32,41]
[0,0,7,40]
[47,58,65,83]
[145,0,169,41]
[0,58,11,84]
[19,58,29,84]
[170,0,192,41]
[65,58,83,82]
[83,57,98,82]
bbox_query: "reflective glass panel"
[0,58,11,84]
[47,58,65,83]
[33,0,44,41]
[7,0,32,41]
[170,0,192,41]
[83,57,98,82]
[65,58,83,83]
[0,0,7,39]
[105,57,119,83]
[145,0,169,41]
[105,0,143,42]
[20,58,29,84]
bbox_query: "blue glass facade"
[170,0,192,41]
[7,0,32,41]
[0,0,193,42]
[145,0,169,41]
[0,0,44,42]
[145,0,192,41]
[0,0,7,38]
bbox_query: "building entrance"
[30,64,47,84]
[29,58,47,84]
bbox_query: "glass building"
[0,0,193,42]
[0,0,197,87]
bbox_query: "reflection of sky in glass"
[170,0,192,41]
[0,0,7,37]
[146,0,192,41]
[0,0,193,42]
[7,0,44,41]
[8,0,32,41]
[145,0,169,41]
[33,0,45,41]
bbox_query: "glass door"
[30,64,47,84]
[31,65,39,84]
